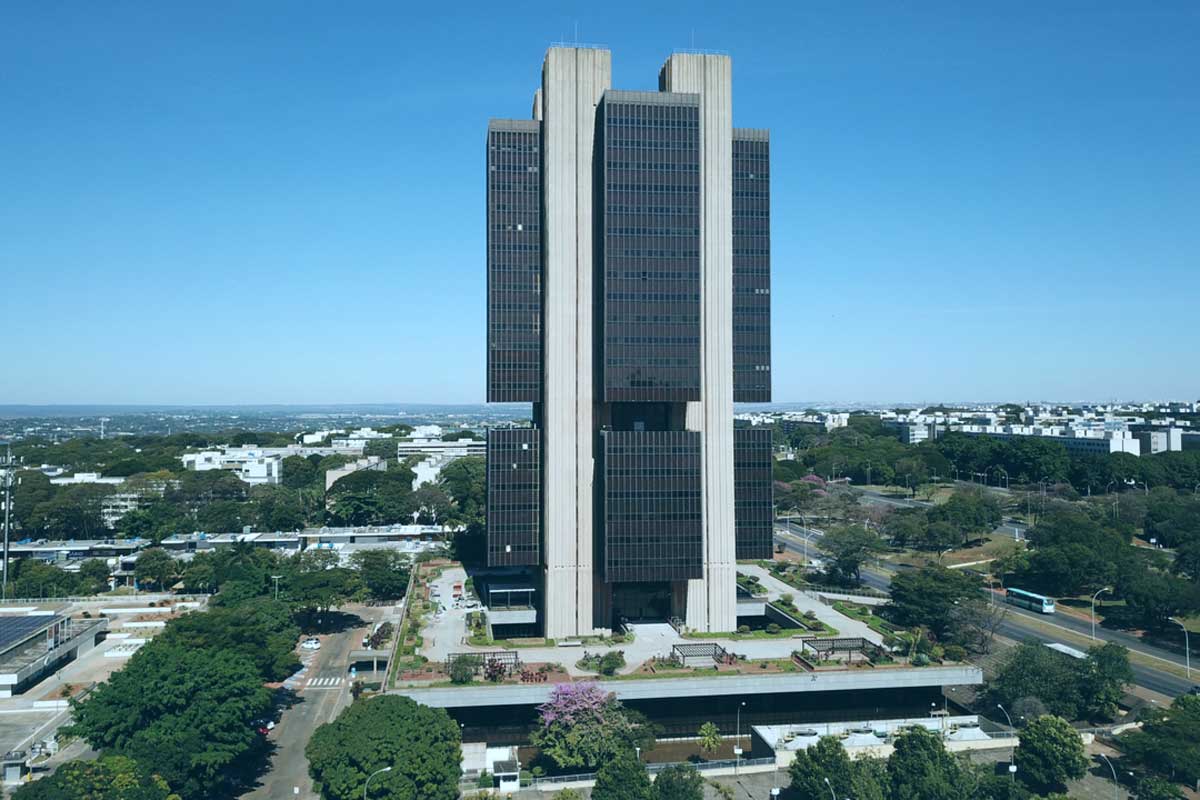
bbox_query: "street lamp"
[734,701,746,775]
[1091,587,1111,640]
[1099,753,1119,800]
[364,766,392,800]
[271,574,282,601]
[997,704,1017,780]
[1169,617,1192,679]
[823,776,836,800]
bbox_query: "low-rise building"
[49,472,125,486]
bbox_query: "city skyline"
[4,2,1199,404]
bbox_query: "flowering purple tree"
[532,682,636,769]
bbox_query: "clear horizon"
[3,2,1198,405]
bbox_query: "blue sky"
[2,2,1197,405]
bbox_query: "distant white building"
[50,472,125,486]
[957,425,1141,457]
[181,449,283,485]
[395,437,485,461]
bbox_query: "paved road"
[772,527,1195,697]
[243,608,379,800]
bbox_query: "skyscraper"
[486,46,772,638]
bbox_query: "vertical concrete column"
[662,53,736,632]
[541,47,611,638]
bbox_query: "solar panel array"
[0,615,57,652]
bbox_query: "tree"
[439,456,486,525]
[697,721,722,755]
[886,565,980,640]
[592,748,652,800]
[281,455,318,490]
[306,695,461,800]
[531,682,641,770]
[12,754,180,800]
[788,736,855,800]
[134,548,178,591]
[65,642,271,800]
[887,726,967,800]
[1079,642,1133,719]
[78,558,113,594]
[118,501,194,544]
[820,524,885,584]
[1120,694,1200,787]
[847,756,890,800]
[652,763,703,800]
[989,641,1085,720]
[155,599,300,682]
[1014,715,1087,792]
[350,549,411,601]
[1135,776,1184,800]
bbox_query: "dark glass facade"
[732,130,771,403]
[600,430,703,583]
[600,91,702,403]
[486,428,541,567]
[487,119,543,403]
[734,426,774,560]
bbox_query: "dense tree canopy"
[155,599,300,682]
[66,641,271,800]
[12,755,179,800]
[1120,694,1200,787]
[988,641,1132,722]
[591,748,653,800]
[885,565,981,641]
[1014,715,1087,792]
[306,695,461,800]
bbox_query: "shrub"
[449,655,480,684]
[477,770,493,789]
[599,650,625,676]
[737,625,751,634]
[766,623,781,634]
[943,644,967,662]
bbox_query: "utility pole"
[1,441,14,601]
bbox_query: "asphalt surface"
[771,526,1196,698]
[242,607,380,800]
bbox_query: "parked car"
[300,638,321,651]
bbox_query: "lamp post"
[271,574,282,601]
[734,701,746,775]
[1099,753,1119,800]
[823,776,836,800]
[364,766,392,800]
[997,704,1017,781]
[799,514,812,565]
[1091,587,1111,640]
[1170,617,1191,679]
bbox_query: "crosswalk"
[304,676,344,689]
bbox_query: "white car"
[300,638,321,651]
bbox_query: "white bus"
[1005,587,1055,614]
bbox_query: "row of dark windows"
[607,161,699,172]
[608,181,699,191]
[607,227,699,237]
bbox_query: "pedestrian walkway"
[304,676,344,690]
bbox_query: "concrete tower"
[486,46,772,639]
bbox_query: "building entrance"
[612,582,672,624]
